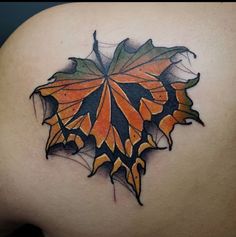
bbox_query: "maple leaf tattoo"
[31,31,204,205]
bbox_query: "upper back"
[0,3,236,237]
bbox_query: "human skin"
[0,3,236,237]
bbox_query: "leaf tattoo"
[31,31,204,205]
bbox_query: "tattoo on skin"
[31,31,204,205]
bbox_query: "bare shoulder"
[0,3,236,237]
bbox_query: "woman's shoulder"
[0,3,236,237]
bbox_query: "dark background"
[0,2,66,47]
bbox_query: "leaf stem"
[93,31,107,75]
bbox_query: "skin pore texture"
[0,3,236,237]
